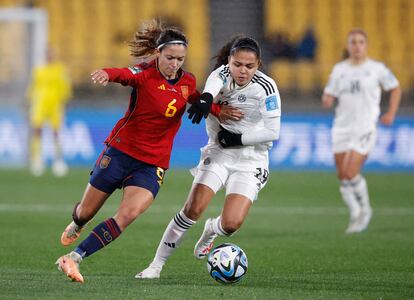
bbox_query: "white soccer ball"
[206,243,248,284]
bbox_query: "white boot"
[52,159,68,177]
[352,175,372,233]
[355,207,372,232]
[194,218,217,259]
[30,157,45,177]
[340,181,361,234]
[135,263,162,279]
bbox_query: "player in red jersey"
[55,19,241,283]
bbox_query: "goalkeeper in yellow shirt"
[27,48,72,176]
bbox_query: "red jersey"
[103,61,199,169]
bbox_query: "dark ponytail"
[212,35,261,69]
[212,35,244,69]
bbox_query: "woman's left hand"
[380,111,395,126]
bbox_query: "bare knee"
[182,185,214,221]
[183,204,204,221]
[337,168,355,181]
[74,184,110,225]
[76,204,96,223]
[114,210,140,231]
[221,219,243,234]
[336,166,350,180]
[338,174,350,181]
[343,170,359,181]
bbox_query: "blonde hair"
[348,28,368,41]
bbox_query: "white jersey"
[202,64,281,164]
[324,58,399,134]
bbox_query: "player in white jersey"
[136,36,281,278]
[322,28,401,234]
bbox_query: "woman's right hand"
[91,69,109,86]
[322,93,335,109]
[218,105,244,123]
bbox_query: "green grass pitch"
[0,169,413,299]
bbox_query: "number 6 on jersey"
[165,99,177,117]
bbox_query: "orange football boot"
[55,253,84,283]
[61,221,85,246]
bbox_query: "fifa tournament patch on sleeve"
[265,95,278,111]
[128,66,142,74]
[386,70,398,84]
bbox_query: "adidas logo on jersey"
[158,84,166,90]
[164,242,176,248]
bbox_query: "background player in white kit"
[322,28,401,234]
[136,36,281,278]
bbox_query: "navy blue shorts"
[89,146,165,197]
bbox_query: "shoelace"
[67,225,82,237]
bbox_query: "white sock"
[151,211,195,268]
[339,180,360,219]
[350,174,371,211]
[211,216,232,237]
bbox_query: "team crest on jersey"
[128,66,142,74]
[180,85,189,100]
[265,95,278,111]
[99,155,111,169]
[238,94,246,103]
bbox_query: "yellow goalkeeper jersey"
[28,62,71,107]
[28,62,72,129]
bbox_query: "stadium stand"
[0,0,413,91]
[264,0,414,91]
[0,0,209,86]
[0,14,27,83]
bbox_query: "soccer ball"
[206,243,248,284]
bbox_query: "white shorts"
[332,129,377,155]
[191,149,269,202]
